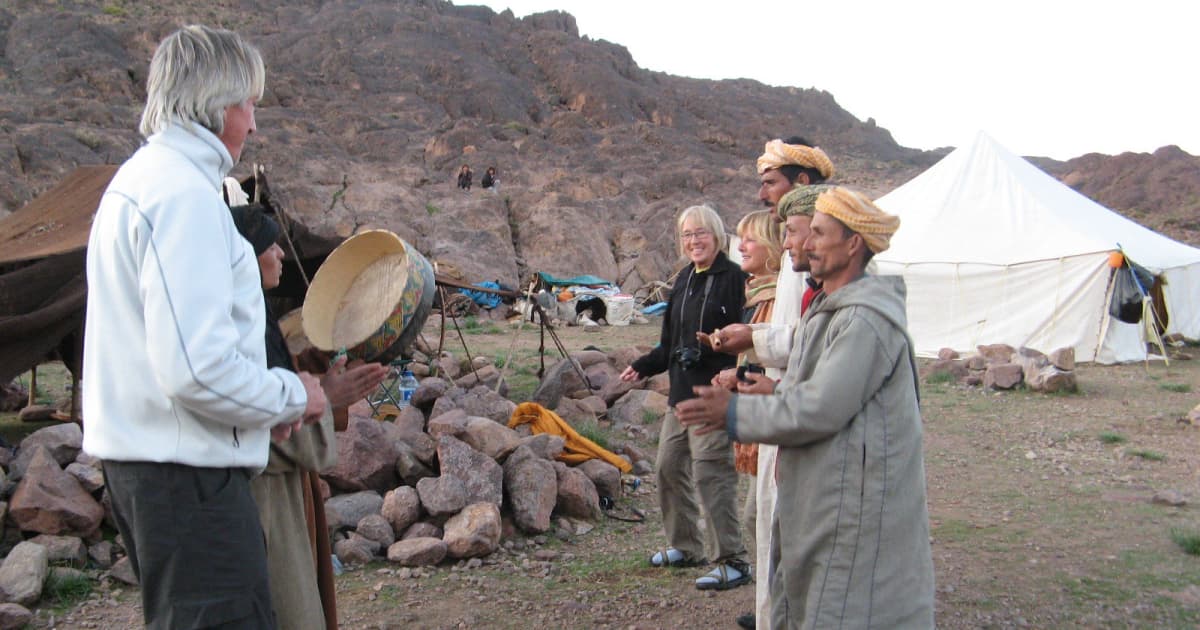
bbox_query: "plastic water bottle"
[397,369,418,409]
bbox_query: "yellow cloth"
[756,139,835,179]
[815,187,901,254]
[777,184,833,219]
[508,402,632,473]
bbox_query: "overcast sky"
[472,0,1198,160]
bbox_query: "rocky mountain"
[2,0,1197,290]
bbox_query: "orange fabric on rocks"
[508,402,632,473]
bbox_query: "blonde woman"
[620,205,751,590]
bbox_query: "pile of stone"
[924,344,1078,393]
[0,345,670,622]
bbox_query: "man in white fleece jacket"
[82,25,326,629]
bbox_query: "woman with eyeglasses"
[619,205,751,591]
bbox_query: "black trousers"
[103,460,277,630]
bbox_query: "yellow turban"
[777,184,833,219]
[756,139,835,180]
[814,187,900,254]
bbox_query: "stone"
[552,397,594,427]
[416,475,468,520]
[324,490,384,531]
[356,514,396,548]
[109,556,138,585]
[381,486,423,535]
[576,395,607,415]
[1049,346,1076,371]
[0,541,48,606]
[427,408,469,438]
[386,537,448,566]
[334,535,377,566]
[576,459,621,499]
[531,358,587,410]
[402,522,443,540]
[16,405,55,423]
[323,416,400,493]
[0,603,31,630]
[962,373,984,387]
[570,350,610,369]
[502,446,557,534]
[443,502,502,559]
[394,444,436,486]
[9,446,104,537]
[936,347,960,360]
[611,441,650,466]
[646,373,671,397]
[923,359,968,382]
[74,452,101,468]
[28,534,87,566]
[435,355,461,380]
[393,404,428,437]
[964,355,988,371]
[437,435,503,506]
[580,362,617,396]
[411,377,449,409]
[983,363,1023,390]
[553,461,601,520]
[456,386,518,424]
[597,373,639,406]
[516,434,566,458]
[64,462,104,493]
[1027,366,1077,393]
[88,540,115,569]
[976,344,1016,364]
[10,423,83,479]
[1189,403,1200,426]
[1015,347,1050,383]
[607,389,668,426]
[1152,489,1187,507]
[459,415,522,460]
[456,364,505,394]
[428,392,460,423]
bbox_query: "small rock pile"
[923,344,1078,392]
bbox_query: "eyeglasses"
[681,229,711,242]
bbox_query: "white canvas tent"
[874,132,1200,363]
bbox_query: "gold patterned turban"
[777,184,833,219]
[756,139,835,179]
[814,187,900,254]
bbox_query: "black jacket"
[631,251,746,406]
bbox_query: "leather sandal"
[695,562,752,590]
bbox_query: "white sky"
[473,0,1199,160]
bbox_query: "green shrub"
[1159,383,1192,393]
[1128,449,1165,462]
[43,571,93,607]
[1170,528,1200,555]
[1098,432,1127,445]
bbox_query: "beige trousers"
[656,408,748,564]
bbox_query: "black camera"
[673,346,702,370]
[737,364,765,383]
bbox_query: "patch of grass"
[641,409,659,424]
[575,418,611,450]
[42,571,93,609]
[1159,382,1192,393]
[425,203,440,216]
[925,371,957,385]
[1098,431,1127,444]
[1128,448,1166,461]
[102,3,127,17]
[1170,529,1200,556]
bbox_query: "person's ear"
[796,173,811,185]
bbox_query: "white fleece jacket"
[82,122,307,469]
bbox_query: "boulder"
[964,355,988,371]
[108,556,138,585]
[381,486,423,535]
[0,541,48,606]
[416,475,467,520]
[608,389,668,426]
[435,355,461,380]
[323,417,400,492]
[401,522,443,540]
[442,502,502,559]
[0,603,31,630]
[27,534,87,567]
[552,397,595,426]
[9,446,104,537]
[456,364,505,394]
[502,446,557,534]
[570,350,610,369]
[936,348,960,360]
[597,373,639,406]
[437,435,503,506]
[580,362,617,396]
[607,346,648,370]
[334,534,377,566]
[976,343,1016,364]
[356,514,395,548]
[553,461,602,520]
[64,462,104,493]
[88,540,115,569]
[392,404,428,437]
[456,386,517,424]
[10,423,83,479]
[1027,366,1077,393]
[428,393,460,423]
[410,377,449,410]
[324,490,384,531]
[394,444,436,486]
[427,408,469,439]
[1049,346,1076,371]
[386,537,447,566]
[576,395,607,416]
[923,359,968,382]
[576,459,621,499]
[459,416,522,460]
[531,358,588,409]
[519,433,565,461]
[1015,347,1050,383]
[983,363,1023,390]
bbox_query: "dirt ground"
[21,314,1200,629]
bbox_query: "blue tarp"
[642,302,668,315]
[462,281,502,309]
[536,271,613,287]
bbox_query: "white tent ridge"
[873,131,1200,364]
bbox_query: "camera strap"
[676,268,714,349]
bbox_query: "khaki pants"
[656,408,747,564]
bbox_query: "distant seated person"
[457,164,472,190]
[481,166,497,191]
